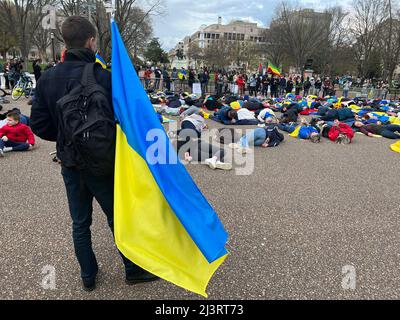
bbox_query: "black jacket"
[30,49,111,143]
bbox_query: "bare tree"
[0,0,55,65]
[377,0,400,81]
[32,27,52,61]
[56,0,162,61]
[273,2,333,73]
[187,41,203,68]
[351,0,390,78]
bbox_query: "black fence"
[139,77,400,100]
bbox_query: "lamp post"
[50,32,55,63]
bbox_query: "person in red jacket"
[236,74,245,96]
[318,120,354,144]
[0,111,35,156]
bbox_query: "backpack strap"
[81,63,98,90]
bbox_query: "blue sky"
[152,0,351,50]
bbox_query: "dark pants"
[61,167,144,281]
[381,125,400,139]
[0,139,29,151]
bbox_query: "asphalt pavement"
[1,99,400,300]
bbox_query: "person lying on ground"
[256,107,276,123]
[316,107,354,122]
[278,118,321,143]
[172,114,231,171]
[230,118,284,152]
[0,111,35,156]
[312,119,354,144]
[280,104,300,124]
[353,121,400,139]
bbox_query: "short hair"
[7,111,20,121]
[227,110,237,119]
[61,16,97,49]
[310,134,321,143]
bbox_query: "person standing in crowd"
[343,80,351,99]
[214,71,219,93]
[154,67,162,90]
[170,67,178,92]
[188,69,195,93]
[248,74,257,97]
[286,77,294,94]
[223,73,229,95]
[144,67,152,89]
[303,77,311,97]
[323,77,332,97]
[279,76,287,97]
[261,75,269,97]
[33,60,42,82]
[314,77,322,97]
[30,16,158,292]
[270,76,279,98]
[216,71,224,97]
[295,76,303,96]
[162,67,171,92]
[236,74,245,96]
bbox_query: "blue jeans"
[0,139,29,151]
[278,123,296,134]
[61,167,144,281]
[381,125,400,139]
[240,128,267,147]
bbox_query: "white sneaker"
[205,157,217,169]
[0,149,4,157]
[3,147,12,153]
[237,147,250,154]
[215,161,232,171]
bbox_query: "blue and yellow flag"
[111,21,229,298]
[178,69,187,80]
[95,53,107,69]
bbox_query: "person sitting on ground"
[278,118,321,143]
[172,113,232,171]
[353,121,400,139]
[0,111,35,156]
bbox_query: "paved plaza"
[1,98,400,300]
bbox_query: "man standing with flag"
[30,16,158,292]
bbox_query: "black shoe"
[82,278,96,292]
[125,271,160,285]
[82,271,97,292]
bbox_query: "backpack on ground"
[56,63,115,176]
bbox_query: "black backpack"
[56,63,116,176]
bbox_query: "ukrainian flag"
[178,69,187,80]
[111,21,229,298]
[95,53,107,69]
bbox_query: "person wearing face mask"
[0,111,35,156]
[30,16,158,292]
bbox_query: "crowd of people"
[140,66,397,102]
[150,88,400,169]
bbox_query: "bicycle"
[11,72,34,101]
